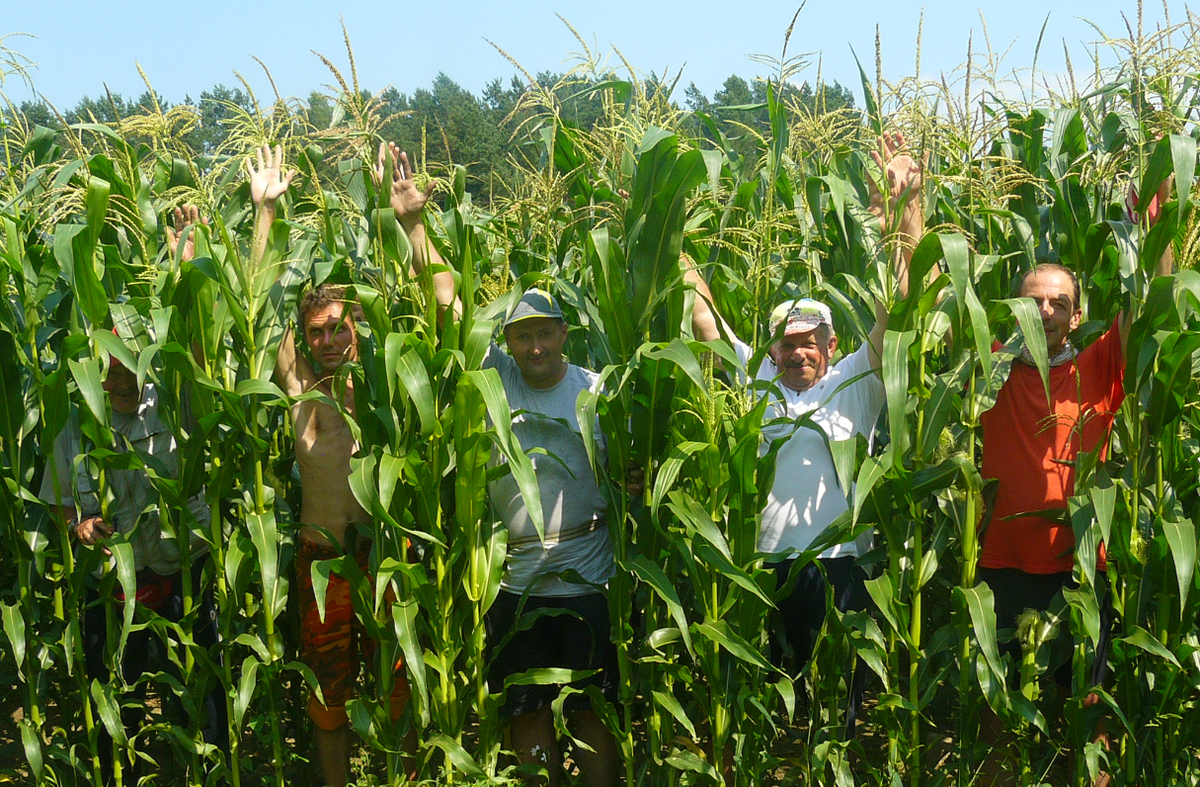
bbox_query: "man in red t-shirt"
[980,263,1123,574]
[978,248,1172,784]
[979,263,1122,685]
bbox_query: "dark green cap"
[505,287,564,327]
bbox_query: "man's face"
[1020,270,1081,354]
[770,327,837,393]
[102,361,142,415]
[304,302,357,375]
[504,317,569,389]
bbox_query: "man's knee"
[389,674,412,721]
[308,696,350,731]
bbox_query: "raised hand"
[374,141,434,229]
[245,143,297,207]
[165,204,207,262]
[868,131,926,221]
[1126,174,1173,227]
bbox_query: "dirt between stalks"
[2,681,1076,785]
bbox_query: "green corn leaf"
[309,557,337,624]
[1120,626,1181,669]
[394,347,437,438]
[650,441,708,518]
[665,749,721,781]
[627,554,694,658]
[391,600,431,727]
[641,339,708,395]
[865,574,901,636]
[882,330,915,456]
[666,490,731,561]
[695,619,772,671]
[18,719,43,780]
[246,509,284,627]
[1001,297,1050,402]
[233,656,259,727]
[1063,586,1102,648]
[464,368,544,542]
[425,734,485,779]
[0,603,25,668]
[1161,517,1196,612]
[90,679,129,747]
[651,690,698,741]
[1136,136,1177,213]
[957,583,1006,684]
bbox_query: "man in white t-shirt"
[689,293,886,670]
[685,132,924,733]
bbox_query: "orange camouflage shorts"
[296,535,411,730]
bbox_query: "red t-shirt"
[979,319,1124,573]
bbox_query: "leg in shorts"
[771,556,869,667]
[977,567,1113,689]
[770,555,870,738]
[296,536,412,730]
[485,591,617,718]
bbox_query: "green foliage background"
[2,12,1200,787]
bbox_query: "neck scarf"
[1018,339,1077,368]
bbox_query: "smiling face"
[770,326,837,393]
[102,361,142,415]
[1020,268,1081,355]
[304,302,357,375]
[503,317,569,389]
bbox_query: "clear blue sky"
[0,0,1174,111]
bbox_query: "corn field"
[3,8,1200,786]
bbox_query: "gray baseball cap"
[505,287,564,327]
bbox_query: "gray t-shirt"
[38,385,210,576]
[484,344,612,596]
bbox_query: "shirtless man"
[249,142,427,786]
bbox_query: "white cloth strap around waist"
[507,516,606,549]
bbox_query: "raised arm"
[274,325,315,397]
[245,143,297,271]
[866,131,927,369]
[1120,176,1177,358]
[166,205,207,263]
[682,256,733,343]
[375,142,458,316]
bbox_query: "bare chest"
[292,397,357,468]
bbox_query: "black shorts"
[977,567,1113,688]
[485,590,618,718]
[769,556,869,669]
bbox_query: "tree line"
[5,71,856,203]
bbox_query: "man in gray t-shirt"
[40,344,226,781]
[483,287,619,787]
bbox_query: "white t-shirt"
[733,338,886,559]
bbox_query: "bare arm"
[375,142,458,317]
[245,143,297,272]
[1119,176,1176,358]
[866,131,927,369]
[682,256,731,343]
[274,326,315,397]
